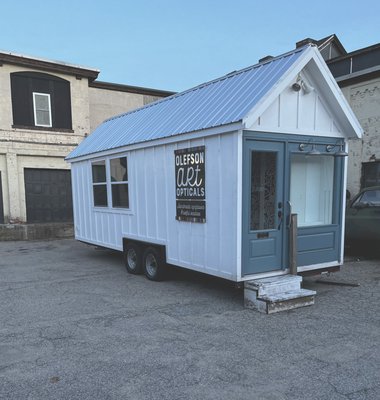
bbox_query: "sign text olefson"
[174,146,206,222]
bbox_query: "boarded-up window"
[362,161,380,189]
[11,71,72,129]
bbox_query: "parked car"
[345,186,380,248]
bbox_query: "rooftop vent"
[296,38,318,48]
[259,55,274,63]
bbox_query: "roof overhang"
[66,121,243,163]
[335,65,380,87]
[0,50,99,81]
[89,80,175,97]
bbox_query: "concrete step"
[244,275,316,314]
[245,274,302,297]
[262,289,316,314]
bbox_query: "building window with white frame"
[110,157,129,208]
[33,92,52,127]
[92,160,108,207]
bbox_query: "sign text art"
[175,146,206,222]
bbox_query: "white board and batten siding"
[249,69,345,138]
[71,131,240,280]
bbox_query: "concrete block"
[0,223,74,241]
[266,292,315,314]
[243,287,267,313]
[244,275,316,314]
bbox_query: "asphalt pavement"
[0,239,379,400]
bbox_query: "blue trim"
[242,139,286,274]
[242,131,345,273]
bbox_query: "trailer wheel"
[124,243,143,274]
[143,247,165,281]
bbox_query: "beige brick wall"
[0,64,90,222]
[88,87,161,132]
[341,78,380,195]
[0,62,168,224]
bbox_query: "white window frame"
[91,159,108,208]
[32,92,52,127]
[110,156,130,209]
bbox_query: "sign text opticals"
[174,146,206,223]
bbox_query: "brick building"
[0,51,173,239]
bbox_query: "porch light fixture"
[292,82,302,92]
[292,74,302,92]
[291,74,314,94]
[299,141,320,155]
[326,142,348,157]
[299,142,309,151]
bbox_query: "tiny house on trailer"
[66,45,362,296]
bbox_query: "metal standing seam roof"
[67,46,309,160]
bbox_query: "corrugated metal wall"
[71,132,239,280]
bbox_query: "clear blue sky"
[2,0,380,92]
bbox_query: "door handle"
[286,201,292,228]
[277,201,283,230]
[277,210,283,230]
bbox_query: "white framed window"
[91,160,108,207]
[33,92,52,127]
[110,156,129,208]
[91,156,130,209]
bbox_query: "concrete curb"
[0,223,74,241]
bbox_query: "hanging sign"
[174,146,206,223]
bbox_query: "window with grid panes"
[92,161,108,207]
[110,157,129,208]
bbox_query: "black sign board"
[175,146,206,223]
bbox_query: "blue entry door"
[243,140,286,275]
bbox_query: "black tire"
[143,246,166,281]
[124,243,143,274]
